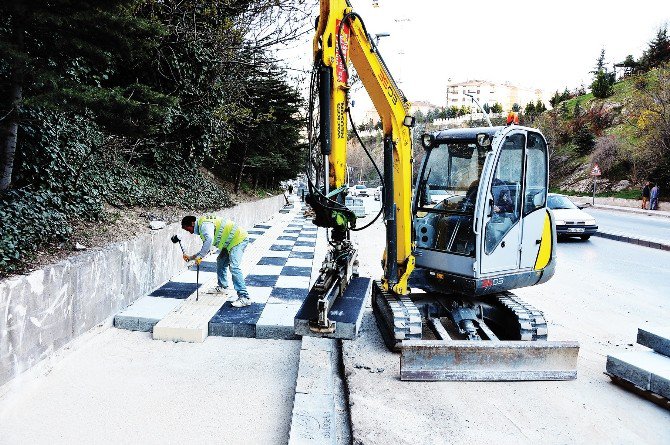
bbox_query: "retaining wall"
[0,195,285,388]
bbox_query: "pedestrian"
[649,183,660,210]
[181,215,251,307]
[288,184,294,195]
[641,181,651,209]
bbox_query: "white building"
[446,80,545,112]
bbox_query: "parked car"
[374,186,382,201]
[547,193,598,240]
[350,184,369,197]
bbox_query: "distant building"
[446,80,545,112]
[410,100,438,116]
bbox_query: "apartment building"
[446,80,544,111]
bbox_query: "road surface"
[344,197,670,445]
[585,207,670,242]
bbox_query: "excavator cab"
[411,126,556,298]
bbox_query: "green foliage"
[591,70,615,98]
[0,189,72,276]
[490,102,503,113]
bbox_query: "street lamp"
[373,32,390,47]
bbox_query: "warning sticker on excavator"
[335,20,350,83]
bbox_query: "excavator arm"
[312,0,415,295]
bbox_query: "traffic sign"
[591,164,601,176]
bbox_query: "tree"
[512,103,521,112]
[491,103,503,114]
[638,25,670,72]
[590,48,615,99]
[482,103,491,114]
[535,99,547,113]
[0,0,170,190]
[524,102,536,115]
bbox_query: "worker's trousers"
[217,238,249,298]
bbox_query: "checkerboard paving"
[211,210,321,339]
[114,199,323,341]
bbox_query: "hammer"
[171,234,200,301]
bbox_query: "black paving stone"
[257,256,288,266]
[289,251,315,259]
[281,266,312,277]
[245,274,279,287]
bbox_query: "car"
[374,186,383,201]
[350,184,369,197]
[547,193,598,240]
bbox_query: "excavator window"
[414,142,485,257]
[484,133,525,254]
[523,132,548,215]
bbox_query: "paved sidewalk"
[115,198,322,340]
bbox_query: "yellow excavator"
[294,0,579,381]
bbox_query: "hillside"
[539,65,669,197]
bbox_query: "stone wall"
[0,195,285,387]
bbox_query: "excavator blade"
[400,340,579,381]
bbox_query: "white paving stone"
[276,275,311,289]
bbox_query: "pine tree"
[639,25,670,71]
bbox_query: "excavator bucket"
[400,340,579,381]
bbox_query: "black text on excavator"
[294,0,579,381]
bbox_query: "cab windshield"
[416,142,486,213]
[414,141,488,257]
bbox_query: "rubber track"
[495,292,548,341]
[373,281,422,342]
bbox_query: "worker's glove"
[183,254,190,262]
[194,257,203,266]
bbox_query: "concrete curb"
[288,336,338,445]
[592,230,670,251]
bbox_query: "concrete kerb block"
[637,327,670,357]
[606,350,670,392]
[295,348,335,396]
[288,392,337,445]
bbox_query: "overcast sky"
[278,0,668,111]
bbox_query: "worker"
[181,215,251,307]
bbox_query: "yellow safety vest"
[197,216,248,251]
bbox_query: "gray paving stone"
[637,327,670,357]
[114,296,182,332]
[256,303,303,340]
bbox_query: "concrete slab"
[256,303,303,340]
[152,294,227,343]
[606,350,670,392]
[295,348,334,395]
[288,393,336,445]
[637,327,670,357]
[295,277,371,340]
[114,296,182,332]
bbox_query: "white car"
[350,184,369,197]
[547,193,598,240]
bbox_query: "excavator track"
[372,281,422,351]
[494,292,548,341]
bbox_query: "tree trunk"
[0,7,24,191]
[234,143,249,193]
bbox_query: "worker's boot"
[231,296,251,307]
[206,285,229,296]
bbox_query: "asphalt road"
[584,207,670,242]
[345,197,670,445]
